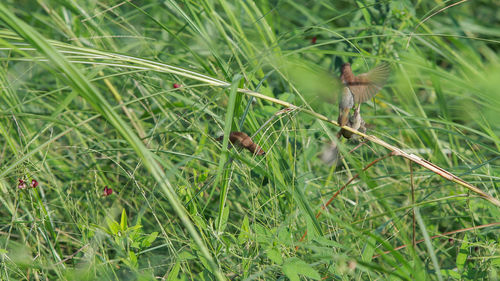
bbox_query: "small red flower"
[30,179,38,188]
[311,36,317,44]
[18,179,26,189]
[173,83,181,88]
[103,186,113,196]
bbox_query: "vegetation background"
[0,0,499,280]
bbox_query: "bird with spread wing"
[321,62,390,164]
[337,62,390,139]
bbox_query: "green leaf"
[278,92,295,103]
[440,269,461,279]
[361,236,376,263]
[167,261,181,281]
[128,224,143,233]
[305,217,320,240]
[178,250,196,261]
[277,227,292,245]
[313,237,344,249]
[142,232,159,248]
[197,252,213,274]
[457,234,469,272]
[253,224,271,244]
[215,205,230,232]
[193,214,207,230]
[128,251,138,268]
[282,257,321,281]
[238,215,251,244]
[106,218,120,235]
[289,179,322,237]
[120,209,128,231]
[355,1,371,25]
[266,247,283,265]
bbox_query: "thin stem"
[372,222,500,259]
[411,161,416,248]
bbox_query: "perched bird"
[337,62,390,139]
[217,132,265,155]
[342,105,366,139]
[337,86,354,132]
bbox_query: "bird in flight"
[321,62,390,164]
[337,62,390,139]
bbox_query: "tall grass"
[0,1,499,280]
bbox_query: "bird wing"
[348,63,390,104]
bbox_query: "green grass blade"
[215,74,242,233]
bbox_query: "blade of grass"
[415,208,443,281]
[215,74,242,233]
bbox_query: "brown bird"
[322,100,366,163]
[337,62,390,139]
[342,105,366,139]
[321,62,389,164]
[337,86,354,130]
[217,132,265,155]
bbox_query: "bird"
[321,62,389,164]
[337,62,390,139]
[337,86,354,134]
[217,132,265,155]
[340,62,390,104]
[342,104,366,139]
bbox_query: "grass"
[0,1,499,280]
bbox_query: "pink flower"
[103,186,113,196]
[18,179,26,189]
[30,179,38,188]
[173,83,181,89]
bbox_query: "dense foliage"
[0,1,499,280]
